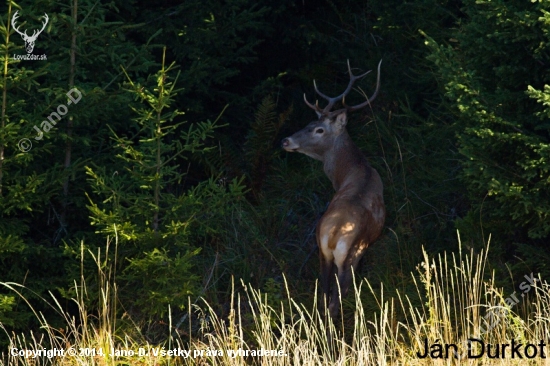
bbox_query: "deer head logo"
[11,11,49,54]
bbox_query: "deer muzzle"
[281,137,299,152]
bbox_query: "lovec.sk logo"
[12,10,48,60]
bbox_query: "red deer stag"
[281,60,384,318]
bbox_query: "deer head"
[12,11,49,54]
[281,60,381,162]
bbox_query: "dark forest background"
[0,0,549,343]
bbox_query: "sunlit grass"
[1,233,549,365]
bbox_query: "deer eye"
[315,128,324,134]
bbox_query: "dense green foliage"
[0,0,548,344]
[425,0,550,273]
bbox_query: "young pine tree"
[85,50,245,318]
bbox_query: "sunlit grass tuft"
[1,233,549,365]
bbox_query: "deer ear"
[332,110,347,131]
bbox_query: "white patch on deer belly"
[333,239,350,269]
[319,234,334,260]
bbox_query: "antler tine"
[303,93,323,115]
[29,13,48,39]
[39,13,48,32]
[345,59,382,112]
[347,59,372,80]
[312,79,341,111]
[11,11,25,36]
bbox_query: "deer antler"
[11,11,26,38]
[304,59,382,116]
[11,11,48,41]
[30,13,49,40]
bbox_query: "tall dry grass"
[1,234,549,365]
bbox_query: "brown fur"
[282,112,385,318]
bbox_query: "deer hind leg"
[327,238,350,318]
[319,253,334,317]
[329,241,369,318]
[317,221,337,318]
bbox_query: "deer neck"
[322,130,366,191]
